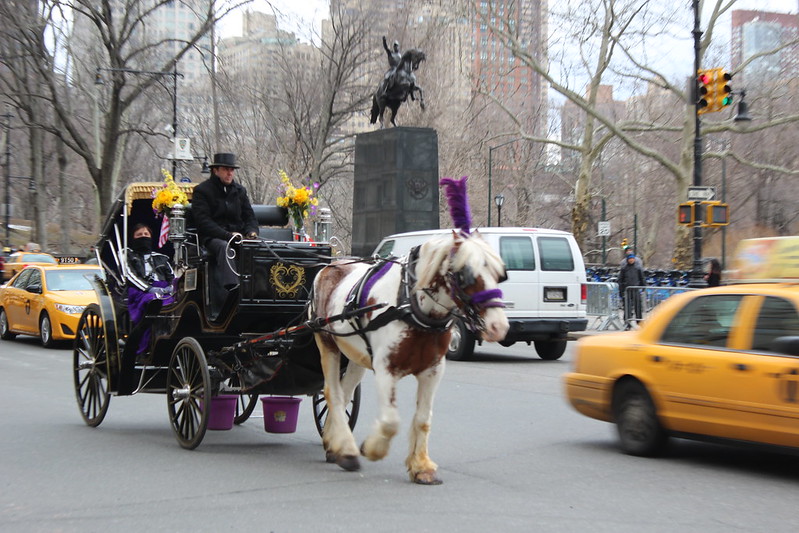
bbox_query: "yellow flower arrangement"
[276,170,319,229]
[152,169,188,215]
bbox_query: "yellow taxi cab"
[0,264,101,347]
[3,251,59,281]
[564,240,799,456]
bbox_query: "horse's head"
[414,231,509,343]
[400,49,426,71]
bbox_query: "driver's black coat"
[191,174,258,245]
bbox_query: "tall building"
[472,0,548,131]
[217,11,318,87]
[731,9,799,84]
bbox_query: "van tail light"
[581,283,587,306]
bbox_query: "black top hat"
[209,153,240,169]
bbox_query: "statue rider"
[382,36,402,90]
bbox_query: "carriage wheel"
[312,384,361,438]
[167,337,210,450]
[73,304,111,427]
[227,374,258,425]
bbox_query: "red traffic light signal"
[698,70,713,114]
[678,202,695,225]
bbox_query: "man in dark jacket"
[618,253,646,329]
[191,153,258,290]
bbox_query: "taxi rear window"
[660,294,743,347]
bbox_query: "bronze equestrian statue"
[370,38,426,128]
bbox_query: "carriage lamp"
[169,203,186,243]
[314,207,332,243]
[494,194,505,227]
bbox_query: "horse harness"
[336,245,503,357]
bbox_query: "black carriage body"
[89,183,331,397]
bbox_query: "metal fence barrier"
[622,286,695,329]
[586,282,624,330]
[586,282,695,331]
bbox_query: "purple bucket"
[207,395,237,431]
[261,396,302,433]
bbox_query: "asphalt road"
[0,335,797,533]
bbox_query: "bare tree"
[0,0,248,228]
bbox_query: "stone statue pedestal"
[351,127,439,257]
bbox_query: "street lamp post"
[488,138,523,226]
[2,107,14,244]
[689,0,705,288]
[95,66,182,176]
[495,194,505,227]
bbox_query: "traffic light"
[704,201,729,226]
[697,68,733,114]
[678,202,695,225]
[716,70,732,110]
[698,69,713,114]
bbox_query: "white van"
[372,227,588,360]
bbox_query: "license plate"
[544,287,566,302]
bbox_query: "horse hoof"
[336,455,361,472]
[413,471,442,485]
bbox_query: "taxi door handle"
[732,363,750,372]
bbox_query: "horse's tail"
[370,95,379,124]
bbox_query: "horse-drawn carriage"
[74,177,509,484]
[73,182,365,449]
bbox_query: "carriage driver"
[191,152,259,292]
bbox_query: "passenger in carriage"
[190,152,259,292]
[125,223,176,354]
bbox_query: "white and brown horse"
[310,230,508,484]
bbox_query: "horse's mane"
[414,232,504,291]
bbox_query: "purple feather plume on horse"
[439,176,471,234]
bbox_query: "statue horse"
[370,48,426,127]
[310,178,509,484]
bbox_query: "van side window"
[499,237,535,270]
[537,237,574,271]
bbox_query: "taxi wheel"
[40,312,56,349]
[0,308,16,340]
[613,380,668,456]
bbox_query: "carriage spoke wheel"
[73,304,111,427]
[312,384,361,438]
[228,374,258,425]
[167,338,210,450]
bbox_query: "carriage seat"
[252,205,292,241]
[183,204,291,241]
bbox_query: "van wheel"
[534,339,567,360]
[446,319,475,361]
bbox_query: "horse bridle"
[446,261,506,332]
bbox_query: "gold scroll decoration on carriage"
[269,262,306,298]
[124,182,196,214]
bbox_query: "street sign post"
[597,221,611,237]
[687,186,716,201]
